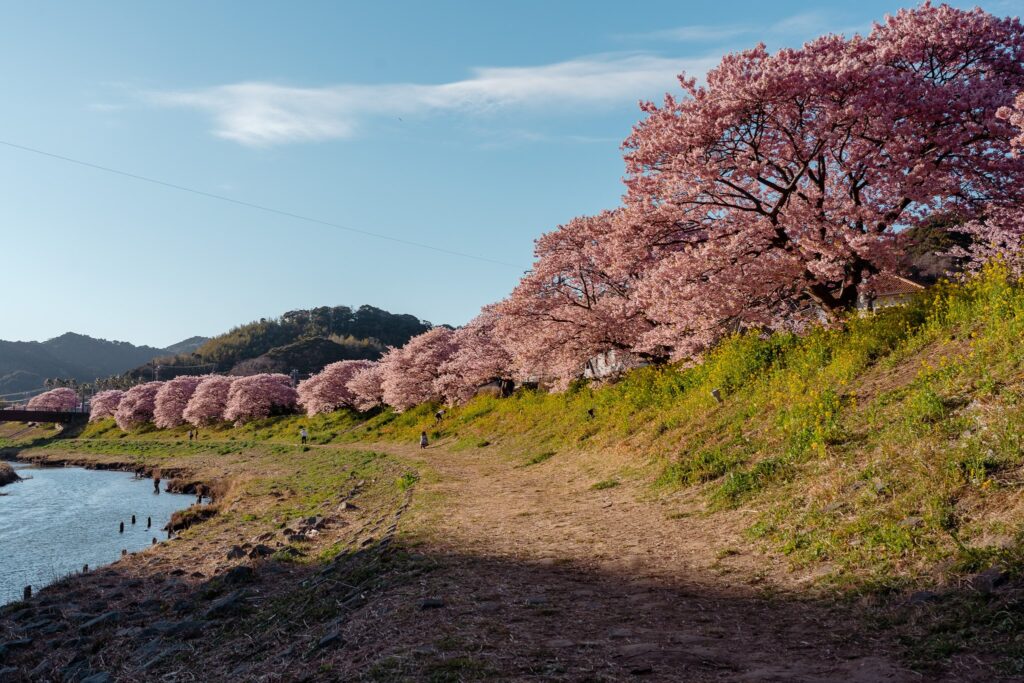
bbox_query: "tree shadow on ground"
[1,536,1015,683]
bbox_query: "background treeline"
[126,305,433,380]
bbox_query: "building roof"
[864,273,925,297]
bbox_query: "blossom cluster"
[95,373,298,430]
[114,382,164,431]
[297,360,375,416]
[88,390,124,421]
[27,387,79,412]
[224,374,298,423]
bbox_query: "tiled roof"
[865,273,925,297]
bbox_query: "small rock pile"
[0,463,19,487]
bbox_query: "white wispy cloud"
[620,10,857,45]
[618,24,750,43]
[148,53,717,147]
[768,10,833,35]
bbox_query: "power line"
[0,138,524,269]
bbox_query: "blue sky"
[2,0,1022,347]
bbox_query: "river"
[0,461,193,605]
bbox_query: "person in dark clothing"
[419,431,428,449]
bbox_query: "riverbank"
[0,426,986,682]
[0,461,193,606]
[0,434,420,682]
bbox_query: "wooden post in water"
[23,586,31,601]
[119,521,124,533]
[131,514,136,525]
[121,549,127,556]
[147,516,152,528]
[152,537,157,545]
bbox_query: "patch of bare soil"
[321,442,930,682]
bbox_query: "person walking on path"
[300,427,309,445]
[419,431,428,449]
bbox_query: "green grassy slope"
[8,266,1024,673]
[63,265,1024,591]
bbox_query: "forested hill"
[131,304,433,379]
[0,333,207,395]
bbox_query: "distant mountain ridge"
[131,304,431,380]
[0,333,209,396]
[2,304,434,396]
[161,336,209,356]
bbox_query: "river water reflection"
[0,461,193,605]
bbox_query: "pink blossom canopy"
[114,382,164,431]
[89,390,124,422]
[297,360,376,416]
[224,373,298,424]
[435,309,516,404]
[379,327,458,411]
[619,3,1024,358]
[27,388,79,412]
[346,363,385,412]
[153,375,204,429]
[183,375,234,427]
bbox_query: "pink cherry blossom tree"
[89,389,124,422]
[621,3,1024,358]
[224,373,298,424]
[346,362,384,412]
[27,387,79,412]
[435,309,516,404]
[114,382,164,431]
[999,93,1024,150]
[952,94,1024,276]
[183,375,234,427]
[297,360,376,416]
[379,327,457,411]
[495,208,657,385]
[951,210,1024,278]
[153,375,204,429]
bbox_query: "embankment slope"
[2,271,1024,679]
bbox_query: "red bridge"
[0,408,89,423]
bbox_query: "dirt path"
[331,441,927,682]
[0,437,947,681]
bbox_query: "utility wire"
[0,139,524,269]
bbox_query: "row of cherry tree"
[373,4,1024,404]
[79,373,304,430]
[31,4,1024,427]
